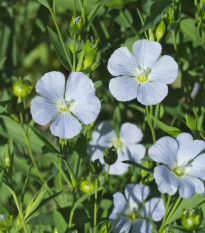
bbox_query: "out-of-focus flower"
[31,71,101,139]
[109,184,165,233]
[0,209,13,231]
[108,39,178,105]
[88,121,146,175]
[181,208,202,230]
[149,133,205,198]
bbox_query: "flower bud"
[91,159,103,175]
[80,180,95,194]
[156,20,165,42]
[162,227,173,233]
[0,209,13,231]
[13,80,31,98]
[148,29,155,41]
[70,16,83,34]
[181,208,202,230]
[103,145,118,165]
[3,144,12,169]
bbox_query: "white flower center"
[110,137,124,150]
[126,207,140,222]
[58,99,74,112]
[136,68,151,84]
[173,167,184,176]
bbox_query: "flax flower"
[109,184,165,233]
[149,133,205,198]
[88,121,146,175]
[108,39,178,105]
[31,71,101,139]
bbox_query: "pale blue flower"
[31,71,101,139]
[149,133,205,198]
[88,121,146,175]
[109,184,165,233]
[108,39,178,105]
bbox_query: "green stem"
[165,196,182,226]
[49,9,72,69]
[68,208,74,229]
[94,177,98,233]
[145,105,156,144]
[120,10,138,35]
[73,34,76,71]
[159,195,172,232]
[73,0,77,17]
[58,157,63,190]
[173,32,177,51]
[63,160,78,188]
[10,189,28,233]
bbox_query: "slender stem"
[58,157,63,190]
[165,196,182,226]
[159,195,172,232]
[94,177,98,233]
[11,189,28,233]
[120,10,138,35]
[173,32,177,51]
[100,165,110,201]
[73,34,76,71]
[49,9,72,68]
[145,105,156,144]
[63,160,78,188]
[68,208,74,229]
[73,0,77,18]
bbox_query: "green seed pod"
[103,145,118,165]
[0,209,13,231]
[156,20,166,42]
[80,180,95,194]
[70,16,83,34]
[91,159,103,175]
[181,208,202,230]
[3,144,12,169]
[13,80,31,98]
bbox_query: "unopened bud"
[181,208,202,230]
[103,146,118,165]
[70,16,83,34]
[156,20,165,42]
[91,159,103,175]
[0,210,13,231]
[80,180,95,194]
[13,80,31,98]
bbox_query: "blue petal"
[132,219,152,233]
[120,123,143,144]
[30,96,58,125]
[36,71,65,103]
[136,82,168,106]
[108,47,138,76]
[148,136,178,167]
[132,39,161,70]
[109,76,138,101]
[141,198,165,222]
[178,176,195,198]
[65,72,95,101]
[154,165,178,195]
[125,184,150,210]
[70,95,101,124]
[150,55,178,84]
[50,112,82,139]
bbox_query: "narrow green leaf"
[151,117,181,137]
[94,80,102,89]
[122,160,153,174]
[0,57,6,70]
[143,0,172,30]
[53,210,67,233]
[21,163,33,204]
[0,170,4,188]
[168,193,205,224]
[185,113,197,130]
[36,0,51,9]
[47,26,71,70]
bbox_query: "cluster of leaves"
[0,0,205,232]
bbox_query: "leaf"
[142,0,155,15]
[36,0,51,9]
[185,113,197,131]
[151,117,182,137]
[0,57,6,70]
[94,80,102,89]
[21,163,33,204]
[0,170,4,188]
[168,193,205,224]
[143,0,172,30]
[180,17,197,44]
[122,160,153,174]
[129,104,145,114]
[53,210,67,233]
[47,26,72,70]
[29,125,59,152]
[25,185,47,219]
